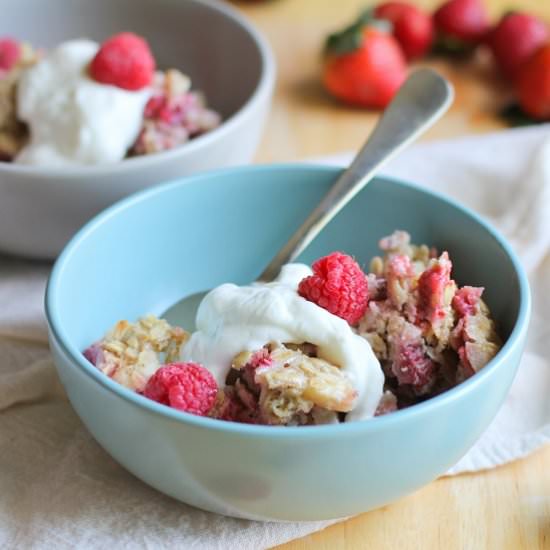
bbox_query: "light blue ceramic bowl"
[45,165,530,521]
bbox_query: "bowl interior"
[1,0,262,119]
[49,165,522,360]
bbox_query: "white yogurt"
[15,39,151,166]
[181,264,384,422]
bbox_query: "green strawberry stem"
[500,102,545,127]
[432,34,477,57]
[325,8,392,55]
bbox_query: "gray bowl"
[0,0,275,259]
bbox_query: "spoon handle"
[258,68,454,282]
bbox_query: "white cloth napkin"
[1,125,550,549]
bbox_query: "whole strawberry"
[298,252,369,325]
[433,0,490,52]
[516,44,550,121]
[90,32,155,91]
[374,2,434,60]
[488,13,549,80]
[323,13,407,109]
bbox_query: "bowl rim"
[45,163,532,439]
[0,0,276,178]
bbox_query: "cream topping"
[181,264,384,421]
[16,39,151,166]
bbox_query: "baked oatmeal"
[84,231,502,425]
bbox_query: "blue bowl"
[45,165,530,521]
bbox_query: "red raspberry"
[417,252,453,324]
[298,252,369,325]
[248,348,272,368]
[215,389,259,424]
[452,286,483,317]
[89,32,155,91]
[214,390,243,422]
[387,254,414,281]
[392,342,435,388]
[144,95,166,118]
[83,342,102,366]
[143,362,217,416]
[0,38,21,71]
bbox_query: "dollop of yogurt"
[15,39,151,166]
[181,264,384,422]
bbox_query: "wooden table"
[232,1,550,548]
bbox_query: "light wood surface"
[232,1,550,548]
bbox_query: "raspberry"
[248,348,272,368]
[89,32,155,91]
[83,343,102,366]
[144,95,166,118]
[417,252,453,324]
[143,362,217,416]
[298,252,369,325]
[214,388,259,424]
[452,286,483,317]
[386,254,414,310]
[392,342,435,388]
[387,254,413,278]
[0,38,21,71]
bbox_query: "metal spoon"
[163,68,454,329]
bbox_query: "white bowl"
[0,0,275,259]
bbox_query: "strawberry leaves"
[325,9,391,55]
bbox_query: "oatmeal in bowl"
[0,33,220,166]
[84,231,502,426]
[45,164,529,520]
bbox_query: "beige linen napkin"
[1,125,549,548]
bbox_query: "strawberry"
[488,13,549,81]
[433,0,490,53]
[374,2,434,60]
[516,44,550,121]
[323,13,407,109]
